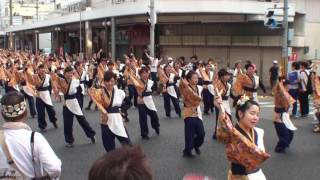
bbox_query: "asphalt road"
[20,95,320,180]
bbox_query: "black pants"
[184,117,205,154]
[35,97,57,129]
[289,89,299,116]
[63,106,96,144]
[117,76,126,90]
[213,106,219,138]
[151,72,158,92]
[202,89,214,113]
[76,92,84,109]
[299,91,309,116]
[274,122,294,151]
[163,92,181,117]
[101,124,131,152]
[128,85,137,107]
[138,104,160,137]
[270,79,277,90]
[21,90,36,117]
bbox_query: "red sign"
[128,25,149,45]
[289,53,297,62]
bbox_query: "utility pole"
[35,30,39,54]
[9,0,13,50]
[36,0,39,21]
[149,0,155,57]
[111,17,115,60]
[9,0,12,26]
[80,11,82,58]
[282,0,289,74]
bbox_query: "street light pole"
[149,0,155,57]
[9,0,13,50]
[35,30,39,54]
[282,0,289,74]
[111,17,115,60]
[102,20,110,55]
[80,11,82,58]
[36,0,39,21]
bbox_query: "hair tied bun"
[236,94,250,107]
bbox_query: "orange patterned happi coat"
[179,79,202,119]
[216,110,270,172]
[233,74,254,98]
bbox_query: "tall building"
[0,0,56,30]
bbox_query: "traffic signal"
[264,9,277,27]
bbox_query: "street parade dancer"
[74,61,89,109]
[20,66,37,118]
[26,64,58,132]
[215,94,269,180]
[124,57,140,107]
[179,70,205,158]
[233,63,266,102]
[136,67,160,140]
[52,66,96,147]
[212,68,232,139]
[272,77,297,153]
[159,64,181,118]
[88,71,132,152]
[310,63,320,133]
[199,63,215,115]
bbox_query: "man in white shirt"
[145,52,162,92]
[0,91,61,179]
[299,62,310,117]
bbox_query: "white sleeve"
[255,128,266,152]
[119,89,126,101]
[35,133,62,179]
[197,85,203,95]
[301,72,308,85]
[169,73,175,82]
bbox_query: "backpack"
[306,73,313,94]
[300,71,313,94]
[288,71,299,85]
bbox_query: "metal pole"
[9,0,12,50]
[14,35,16,51]
[282,0,289,74]
[149,0,155,57]
[111,17,115,60]
[80,11,82,56]
[4,35,6,49]
[9,0,12,26]
[105,22,109,55]
[36,0,39,21]
[57,31,59,56]
[35,33,38,54]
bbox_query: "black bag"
[306,73,313,94]
[300,71,313,94]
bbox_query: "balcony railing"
[111,0,137,4]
